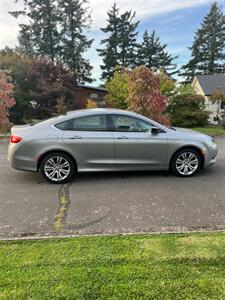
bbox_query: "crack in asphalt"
[54,181,111,234]
[54,184,71,233]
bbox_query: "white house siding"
[192,77,224,124]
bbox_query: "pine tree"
[118,11,139,68]
[58,0,93,83]
[10,0,93,83]
[182,2,225,82]
[138,30,177,74]
[98,4,139,81]
[11,0,60,61]
[97,4,121,80]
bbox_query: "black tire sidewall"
[171,148,201,177]
[40,152,75,184]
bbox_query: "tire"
[170,148,201,177]
[40,152,76,184]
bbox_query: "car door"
[110,114,168,169]
[62,114,115,171]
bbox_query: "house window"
[90,93,98,99]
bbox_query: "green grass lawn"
[1,233,225,299]
[192,126,225,136]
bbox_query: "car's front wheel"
[171,148,202,177]
[40,152,75,184]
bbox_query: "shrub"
[86,99,97,109]
[105,70,129,109]
[0,71,16,132]
[168,93,209,127]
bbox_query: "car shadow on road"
[7,163,220,185]
[72,167,219,183]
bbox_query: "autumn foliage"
[27,60,77,119]
[86,99,97,109]
[0,71,16,132]
[127,66,170,125]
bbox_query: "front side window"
[58,115,107,131]
[110,115,153,132]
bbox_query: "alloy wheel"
[44,156,71,182]
[175,152,199,176]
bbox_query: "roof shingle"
[195,74,225,96]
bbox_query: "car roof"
[66,108,136,116]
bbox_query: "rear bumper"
[8,143,37,172]
[8,157,37,172]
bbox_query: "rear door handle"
[117,136,129,139]
[69,136,82,140]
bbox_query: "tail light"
[10,135,22,144]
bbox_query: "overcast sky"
[0,0,224,84]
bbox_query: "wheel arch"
[37,149,78,171]
[169,145,205,170]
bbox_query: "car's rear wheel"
[40,152,75,184]
[171,148,201,177]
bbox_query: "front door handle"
[117,136,129,139]
[69,136,82,140]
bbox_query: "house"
[192,74,225,124]
[74,85,107,108]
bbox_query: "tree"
[127,66,170,125]
[97,4,120,81]
[98,4,139,81]
[0,48,31,124]
[58,0,93,83]
[0,71,16,132]
[118,10,139,68]
[27,60,77,119]
[167,85,209,127]
[211,89,225,123]
[10,0,93,83]
[10,0,60,61]
[138,30,177,74]
[181,2,225,82]
[105,70,129,109]
[158,70,176,97]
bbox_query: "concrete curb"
[1,228,225,242]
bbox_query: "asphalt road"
[0,138,225,238]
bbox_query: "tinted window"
[55,120,70,130]
[56,115,108,131]
[111,115,153,132]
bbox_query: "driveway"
[0,138,225,238]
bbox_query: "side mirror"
[151,127,164,134]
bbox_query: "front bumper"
[204,145,218,168]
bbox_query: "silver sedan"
[8,109,218,184]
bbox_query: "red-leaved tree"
[127,66,170,125]
[0,71,16,132]
[27,60,77,119]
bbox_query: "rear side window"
[55,115,108,131]
[55,120,70,130]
